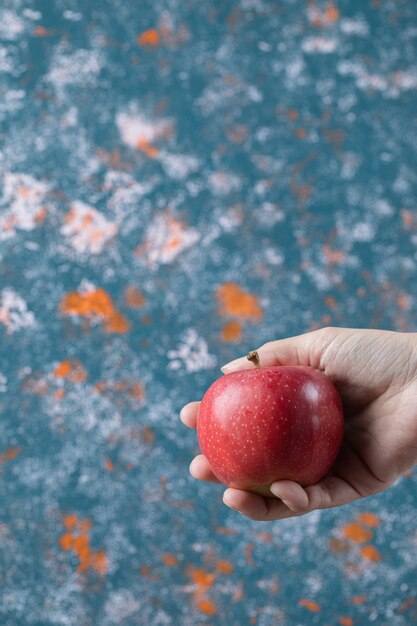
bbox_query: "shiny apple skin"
[197,366,344,495]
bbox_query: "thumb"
[220,327,339,374]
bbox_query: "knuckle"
[259,340,275,351]
[317,326,338,340]
[307,484,332,510]
[295,501,310,514]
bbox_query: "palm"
[322,328,417,488]
[180,327,417,521]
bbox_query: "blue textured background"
[1,1,417,624]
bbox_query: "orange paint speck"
[140,564,159,580]
[53,359,87,383]
[401,209,414,229]
[136,138,159,158]
[125,286,146,308]
[162,554,178,566]
[91,550,108,575]
[323,245,345,264]
[221,320,242,342]
[325,295,337,309]
[59,514,107,575]
[396,294,412,311]
[61,288,114,318]
[63,514,78,531]
[351,596,367,605]
[0,447,21,463]
[216,560,234,574]
[35,207,48,223]
[78,519,92,533]
[104,457,114,472]
[339,618,354,626]
[54,389,66,401]
[299,599,321,613]
[342,523,373,544]
[198,599,217,616]
[59,533,74,551]
[217,283,263,320]
[53,360,72,377]
[398,597,417,612]
[71,535,89,559]
[130,381,145,400]
[137,29,161,47]
[360,545,381,562]
[357,512,380,528]
[141,425,155,444]
[245,543,255,565]
[329,538,350,554]
[189,568,216,588]
[34,26,48,36]
[187,566,218,615]
[325,2,339,23]
[294,128,308,139]
[163,235,182,252]
[60,288,129,334]
[105,311,130,334]
[311,1,339,27]
[288,109,298,120]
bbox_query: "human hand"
[180,327,417,521]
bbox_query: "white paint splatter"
[0,46,13,73]
[160,153,200,180]
[351,222,376,242]
[0,9,25,41]
[257,202,285,226]
[390,70,417,91]
[340,17,369,36]
[63,10,83,21]
[22,9,42,21]
[356,73,388,92]
[116,110,173,149]
[139,213,199,268]
[0,289,36,334]
[60,106,78,128]
[0,173,50,240]
[61,201,117,254]
[104,590,141,622]
[46,47,103,88]
[209,171,242,196]
[167,329,217,373]
[264,247,285,266]
[302,38,338,54]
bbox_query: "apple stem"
[247,350,261,368]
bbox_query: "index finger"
[220,329,332,374]
[179,401,200,429]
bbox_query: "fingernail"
[189,460,197,478]
[269,483,281,497]
[220,356,247,374]
[222,491,232,508]
[179,407,186,423]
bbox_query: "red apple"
[197,362,344,497]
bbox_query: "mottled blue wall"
[1,1,416,624]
